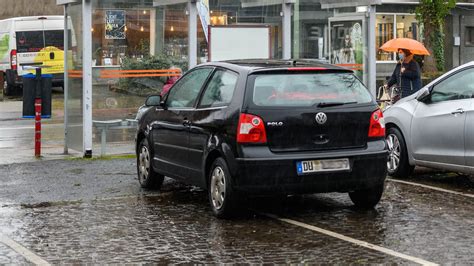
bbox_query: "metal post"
[292,0,300,59]
[63,4,69,155]
[368,5,377,97]
[282,1,292,60]
[188,0,198,68]
[34,68,42,158]
[101,128,106,156]
[83,0,93,158]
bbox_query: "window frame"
[375,12,420,64]
[465,26,474,47]
[164,66,215,110]
[196,67,239,109]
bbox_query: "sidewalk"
[0,98,135,165]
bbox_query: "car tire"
[4,83,14,96]
[386,127,414,178]
[349,183,384,209]
[208,157,238,219]
[137,138,164,189]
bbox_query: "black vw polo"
[135,60,388,218]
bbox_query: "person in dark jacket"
[385,48,422,99]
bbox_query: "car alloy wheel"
[386,133,401,172]
[138,145,151,184]
[210,166,226,210]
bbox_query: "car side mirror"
[416,87,430,102]
[145,95,162,107]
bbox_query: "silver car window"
[431,68,474,103]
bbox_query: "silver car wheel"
[210,166,226,210]
[138,145,150,184]
[386,133,401,172]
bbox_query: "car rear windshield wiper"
[317,101,357,108]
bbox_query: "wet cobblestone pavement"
[0,194,405,264]
[0,159,473,264]
[255,181,474,264]
[0,242,30,264]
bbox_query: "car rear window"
[44,30,65,50]
[16,31,44,53]
[251,72,372,107]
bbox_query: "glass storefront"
[293,2,369,83]
[63,0,420,156]
[198,1,283,63]
[66,3,83,152]
[64,0,285,155]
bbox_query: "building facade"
[0,0,62,20]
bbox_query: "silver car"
[384,61,474,177]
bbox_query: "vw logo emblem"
[315,112,327,125]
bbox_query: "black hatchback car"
[135,60,388,218]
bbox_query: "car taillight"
[10,49,17,70]
[237,113,267,144]
[368,109,385,138]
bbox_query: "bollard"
[34,68,42,158]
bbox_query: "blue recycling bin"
[22,73,53,118]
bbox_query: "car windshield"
[251,72,372,107]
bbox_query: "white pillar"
[292,0,299,59]
[150,9,156,56]
[188,0,198,68]
[63,5,69,155]
[82,0,93,158]
[282,2,292,60]
[368,5,377,97]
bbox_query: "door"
[188,68,238,183]
[15,19,65,76]
[152,67,213,179]
[15,19,46,76]
[329,15,366,84]
[411,68,474,166]
[458,69,474,168]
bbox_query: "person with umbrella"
[381,38,429,101]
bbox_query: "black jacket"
[387,60,422,98]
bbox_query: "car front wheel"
[386,127,414,178]
[208,158,237,218]
[137,138,164,189]
[349,183,385,209]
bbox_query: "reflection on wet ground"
[0,191,403,264]
[0,175,472,264]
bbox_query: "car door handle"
[183,120,191,126]
[451,108,465,115]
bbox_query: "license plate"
[296,158,350,175]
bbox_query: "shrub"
[117,54,187,96]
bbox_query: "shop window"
[91,5,189,67]
[376,15,394,61]
[465,26,474,46]
[395,15,419,40]
[376,14,420,61]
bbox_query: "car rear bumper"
[232,140,388,195]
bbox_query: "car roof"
[200,59,352,74]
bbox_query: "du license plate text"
[296,158,350,175]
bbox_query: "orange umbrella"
[380,38,430,56]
